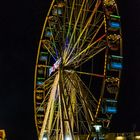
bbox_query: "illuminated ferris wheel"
[34,0,123,139]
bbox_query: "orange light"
[115,136,125,140]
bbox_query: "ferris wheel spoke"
[75,45,106,68]
[76,11,104,54]
[62,78,81,136]
[64,72,91,109]
[75,73,98,104]
[88,0,97,9]
[59,73,78,139]
[66,18,105,67]
[75,75,95,133]
[66,34,106,67]
[66,0,75,37]
[63,2,86,59]
[78,84,95,123]
[49,18,65,58]
[64,0,87,59]
[73,17,105,66]
[64,0,102,64]
[75,70,104,78]
[67,0,85,49]
[65,72,98,109]
[64,72,95,133]
[41,40,57,61]
[36,88,51,114]
[62,91,75,139]
[87,20,105,48]
[35,72,57,91]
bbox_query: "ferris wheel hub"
[49,57,62,75]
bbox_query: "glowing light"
[115,136,125,140]
[42,133,48,140]
[135,136,140,139]
[45,31,53,37]
[110,15,120,19]
[36,81,44,85]
[65,135,72,140]
[39,52,48,61]
[93,125,102,132]
[110,22,120,28]
[42,136,47,140]
[106,107,117,113]
[49,57,61,75]
[111,62,122,69]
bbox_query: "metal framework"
[34,0,123,139]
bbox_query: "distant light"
[115,136,125,140]
[135,136,140,139]
[93,125,102,132]
[65,135,72,140]
[42,136,48,140]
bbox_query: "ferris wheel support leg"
[59,69,65,140]
[62,90,74,140]
[59,67,75,140]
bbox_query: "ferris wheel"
[34,0,123,139]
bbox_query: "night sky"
[0,0,140,139]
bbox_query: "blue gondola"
[110,62,122,69]
[36,81,44,85]
[39,56,47,61]
[108,14,121,31]
[107,55,123,71]
[39,52,48,61]
[36,77,45,86]
[105,106,117,114]
[102,99,117,114]
[109,21,120,28]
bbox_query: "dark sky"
[110,0,140,132]
[0,0,140,139]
